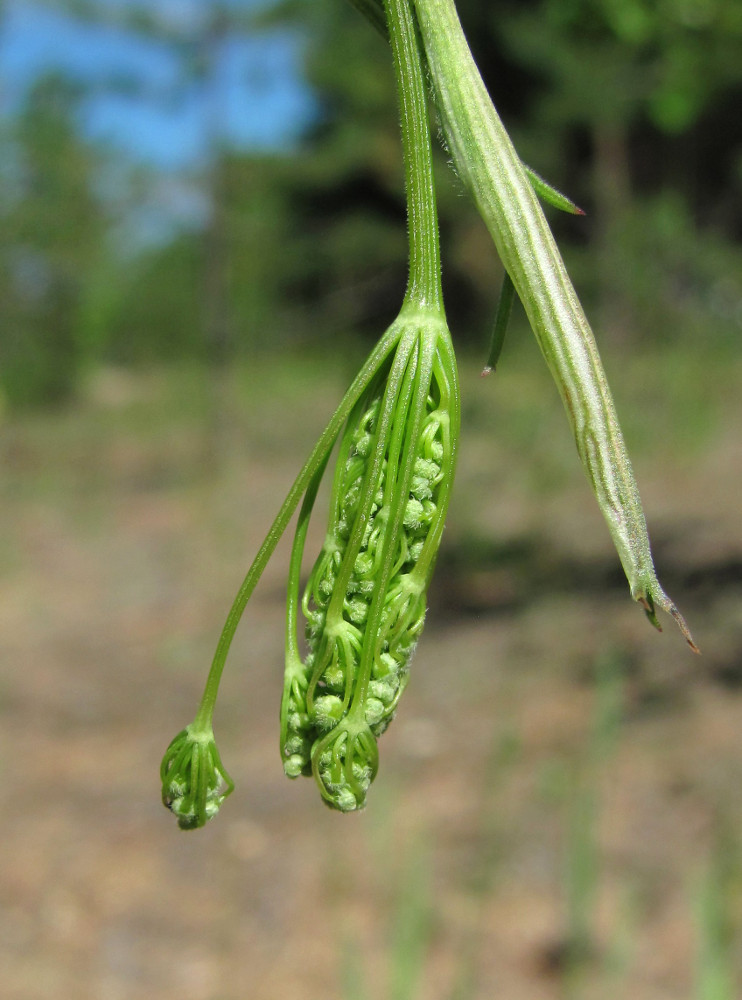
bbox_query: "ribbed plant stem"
[384,0,442,312]
[191,319,407,732]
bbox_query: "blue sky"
[0,0,317,167]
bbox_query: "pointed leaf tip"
[669,605,700,654]
[639,587,699,653]
[523,164,586,216]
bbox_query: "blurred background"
[1,0,741,997]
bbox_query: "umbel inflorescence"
[281,315,458,810]
[160,0,696,830]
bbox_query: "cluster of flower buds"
[281,315,459,810]
[160,725,234,830]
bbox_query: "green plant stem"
[285,457,329,669]
[384,0,442,312]
[191,322,406,733]
[349,328,436,717]
[412,0,695,648]
[193,0,449,739]
[483,271,516,374]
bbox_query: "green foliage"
[2,0,741,412]
[104,237,204,364]
[694,828,740,1000]
[600,193,742,347]
[0,74,108,408]
[499,0,742,133]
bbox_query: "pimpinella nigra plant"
[161,0,459,823]
[161,0,696,829]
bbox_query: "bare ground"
[1,351,741,1000]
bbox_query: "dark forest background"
[2,0,741,408]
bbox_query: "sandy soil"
[1,357,740,1000]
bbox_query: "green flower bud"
[369,676,399,706]
[284,754,308,779]
[284,733,312,757]
[373,651,397,679]
[322,663,347,692]
[311,694,345,730]
[354,551,375,577]
[160,726,234,830]
[403,497,425,530]
[364,697,386,727]
[345,596,369,625]
[408,539,425,563]
[312,721,380,812]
